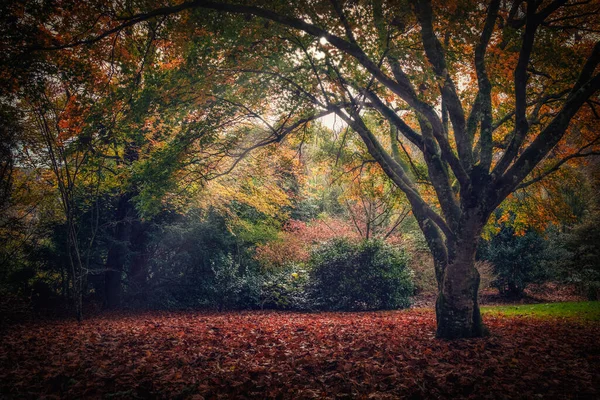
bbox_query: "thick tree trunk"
[435,211,486,339]
[435,246,484,339]
[105,144,140,309]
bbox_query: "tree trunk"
[435,247,484,339]
[104,247,124,309]
[128,220,149,303]
[435,213,486,339]
[105,144,140,309]
[104,193,133,309]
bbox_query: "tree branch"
[516,149,600,190]
[414,0,472,169]
[332,105,455,239]
[492,1,540,178]
[473,0,501,172]
[495,73,600,204]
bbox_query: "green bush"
[478,225,549,297]
[556,214,600,300]
[258,264,309,310]
[142,209,263,310]
[307,239,413,311]
[209,254,261,310]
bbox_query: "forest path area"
[1,308,598,399]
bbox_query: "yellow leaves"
[191,145,296,220]
[497,212,510,225]
[204,178,291,219]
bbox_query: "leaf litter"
[0,310,598,399]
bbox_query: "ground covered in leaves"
[1,309,598,399]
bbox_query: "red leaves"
[0,310,598,399]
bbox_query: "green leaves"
[308,238,414,310]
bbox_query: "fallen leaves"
[0,310,598,399]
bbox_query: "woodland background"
[1,0,600,322]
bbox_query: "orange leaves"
[56,98,86,143]
[160,57,184,71]
[255,218,361,267]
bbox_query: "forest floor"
[1,304,599,399]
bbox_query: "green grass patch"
[481,301,600,321]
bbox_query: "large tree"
[23,0,600,338]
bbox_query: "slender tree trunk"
[67,240,83,322]
[104,193,132,309]
[65,211,84,322]
[128,220,149,303]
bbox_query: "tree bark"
[435,245,484,339]
[435,210,486,339]
[104,142,140,310]
[128,219,149,302]
[104,193,133,309]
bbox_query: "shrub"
[209,254,261,310]
[141,209,264,310]
[407,250,437,296]
[556,213,600,300]
[478,226,549,297]
[389,232,437,296]
[255,218,360,268]
[258,264,309,310]
[307,239,413,311]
